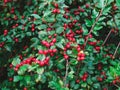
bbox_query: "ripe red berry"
[52,49,57,53]
[54,3,59,8]
[85,4,90,8]
[80,57,85,60]
[38,50,43,54]
[9,77,13,82]
[52,38,56,43]
[3,29,8,36]
[23,87,27,90]
[39,61,45,66]
[64,54,69,60]
[76,79,80,83]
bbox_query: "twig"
[102,11,118,46]
[112,42,120,59]
[64,60,69,87]
[75,62,81,80]
[114,84,120,88]
[102,29,112,46]
[84,10,103,49]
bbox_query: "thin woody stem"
[64,60,69,87]
[102,29,112,46]
[113,42,120,59]
[102,14,118,46]
[84,10,103,49]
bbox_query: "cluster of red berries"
[31,24,35,32]
[38,48,57,56]
[97,76,103,82]
[66,30,75,42]
[41,38,56,48]
[63,42,71,51]
[95,46,101,52]
[75,29,83,34]
[97,63,102,70]
[12,23,19,29]
[81,72,88,81]
[63,20,78,30]
[52,3,60,14]
[74,6,85,15]
[77,51,85,61]
[0,42,5,48]
[14,37,19,43]
[63,54,69,60]
[4,0,12,4]
[10,7,15,13]
[112,76,120,84]
[97,71,107,82]
[14,57,50,71]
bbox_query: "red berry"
[64,54,69,60]
[3,29,8,36]
[80,57,85,61]
[52,49,57,53]
[76,79,80,83]
[54,3,59,8]
[52,38,56,43]
[85,4,90,8]
[38,50,43,54]
[23,87,27,90]
[39,61,45,66]
[9,78,13,82]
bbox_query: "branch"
[112,42,120,59]
[102,29,112,46]
[64,60,69,87]
[84,10,103,48]
[75,62,81,80]
[102,10,118,46]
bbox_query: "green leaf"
[4,44,12,51]
[94,0,105,8]
[77,38,84,44]
[44,17,55,23]
[81,83,87,88]
[56,27,64,34]
[94,24,103,31]
[24,75,31,84]
[70,80,75,88]
[37,54,46,61]
[92,9,99,18]
[36,68,44,74]
[93,83,100,89]
[116,0,120,9]
[43,10,51,17]
[31,14,41,19]
[18,65,28,75]
[1,88,10,90]
[40,74,46,83]
[103,6,111,15]
[38,31,47,39]
[74,84,80,89]
[107,0,114,4]
[70,59,78,65]
[68,71,74,79]
[48,81,60,90]
[85,19,93,27]
[30,37,39,47]
[37,24,47,30]
[12,57,21,66]
[55,42,64,49]
[13,75,23,82]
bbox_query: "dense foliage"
[0,0,120,90]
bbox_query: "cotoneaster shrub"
[0,0,120,90]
